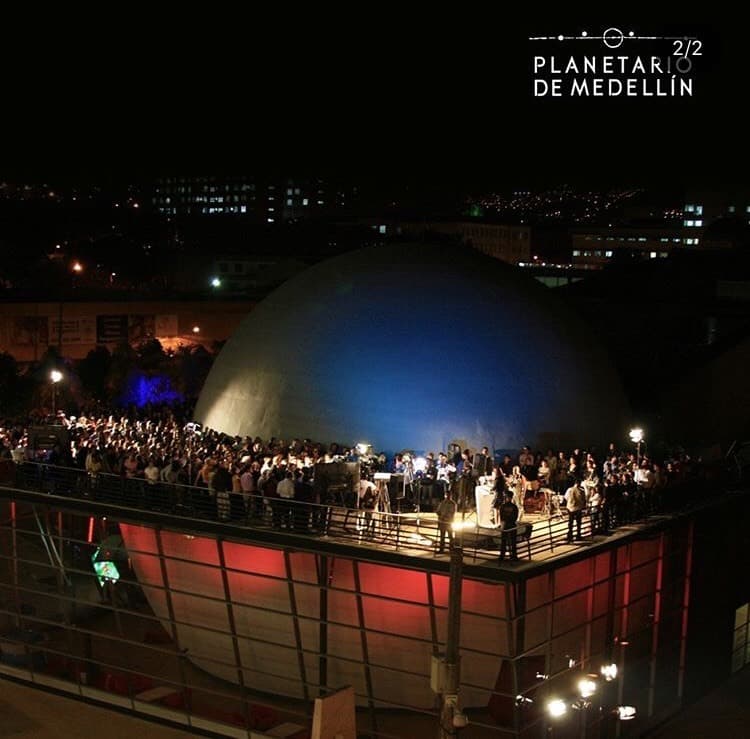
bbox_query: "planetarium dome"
[195,242,628,454]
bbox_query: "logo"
[530,28,702,97]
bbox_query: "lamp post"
[628,428,644,465]
[50,369,63,419]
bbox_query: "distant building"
[397,220,532,265]
[210,254,307,292]
[571,226,681,268]
[683,190,750,249]
[152,176,353,223]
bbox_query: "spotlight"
[451,520,474,532]
[547,699,567,718]
[577,677,598,698]
[515,695,534,706]
[414,456,427,473]
[628,428,644,444]
[452,711,469,728]
[600,663,618,681]
[210,276,221,288]
[535,672,550,680]
[356,443,369,455]
[615,705,637,721]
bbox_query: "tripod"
[373,477,397,542]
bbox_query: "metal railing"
[2,461,708,565]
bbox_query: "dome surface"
[195,243,628,453]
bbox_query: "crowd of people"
[0,406,696,548]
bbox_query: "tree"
[77,346,112,402]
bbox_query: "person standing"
[436,492,457,553]
[277,471,296,529]
[565,479,586,542]
[498,491,519,561]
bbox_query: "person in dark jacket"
[498,491,519,561]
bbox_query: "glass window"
[650,252,657,259]
[729,205,736,213]
[302,198,309,206]
[695,220,703,227]
[695,205,703,215]
[685,204,694,212]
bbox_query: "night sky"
[2,18,747,190]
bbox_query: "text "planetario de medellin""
[533,56,693,97]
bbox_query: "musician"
[472,446,492,478]
[436,452,455,497]
[508,465,525,521]
[423,452,437,481]
[456,450,474,511]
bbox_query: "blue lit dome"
[195,243,628,453]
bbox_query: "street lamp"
[50,369,63,418]
[629,428,644,464]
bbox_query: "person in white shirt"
[276,472,296,528]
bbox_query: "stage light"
[629,427,644,444]
[192,326,201,333]
[578,677,598,698]
[547,698,567,718]
[615,705,637,720]
[211,276,221,287]
[515,695,534,706]
[452,711,469,728]
[451,520,474,532]
[356,443,369,455]
[50,369,63,383]
[414,456,427,473]
[601,663,618,681]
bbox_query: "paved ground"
[0,677,191,738]
[3,666,750,738]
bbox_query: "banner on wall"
[97,315,128,344]
[49,316,96,345]
[11,317,49,346]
